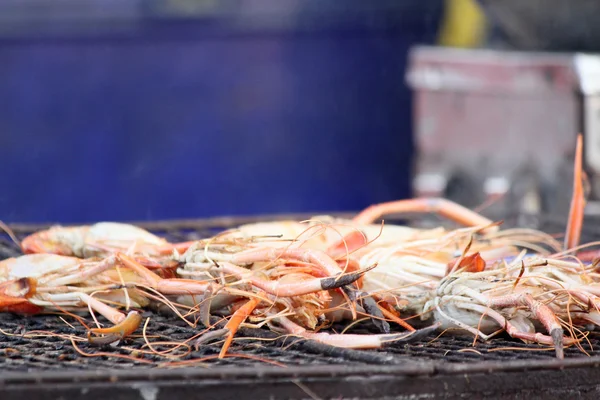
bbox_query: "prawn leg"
[50,256,120,286]
[0,276,142,343]
[565,134,586,251]
[454,292,575,359]
[195,292,266,358]
[341,286,399,333]
[352,197,496,231]
[219,261,374,297]
[277,315,440,349]
[232,247,343,277]
[375,299,415,332]
[42,292,142,345]
[326,230,369,259]
[487,293,567,358]
[117,253,370,297]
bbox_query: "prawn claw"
[321,264,377,291]
[343,288,391,334]
[381,322,442,346]
[87,311,142,344]
[194,328,230,349]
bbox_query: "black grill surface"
[2,212,600,399]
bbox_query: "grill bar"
[2,358,600,400]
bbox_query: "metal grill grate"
[2,213,600,399]
[2,311,600,373]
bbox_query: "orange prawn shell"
[21,226,88,256]
[0,277,43,314]
[21,222,169,258]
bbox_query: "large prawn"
[20,221,195,259]
[421,253,600,359]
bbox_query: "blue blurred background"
[0,0,444,223]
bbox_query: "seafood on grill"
[20,194,501,261]
[213,193,502,254]
[356,223,562,296]
[190,134,590,359]
[0,249,377,352]
[172,237,423,353]
[360,134,590,359]
[237,217,574,358]
[8,135,590,359]
[209,204,560,327]
[20,222,195,259]
[0,240,448,358]
[9,200,565,357]
[12,201,487,357]
[420,254,600,359]
[14,197,517,337]
[169,198,556,355]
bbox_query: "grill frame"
[2,212,600,399]
[2,357,600,399]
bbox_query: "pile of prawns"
[1,135,597,360]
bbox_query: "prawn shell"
[82,222,167,257]
[0,297,43,314]
[0,277,43,314]
[21,226,87,256]
[0,254,81,281]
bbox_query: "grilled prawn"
[20,222,194,259]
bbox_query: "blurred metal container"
[406,46,600,218]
